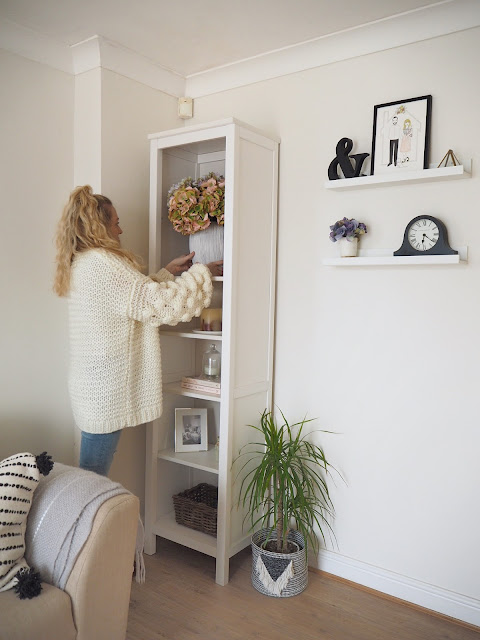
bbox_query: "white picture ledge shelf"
[323,247,467,266]
[324,164,471,190]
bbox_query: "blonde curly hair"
[54,185,142,296]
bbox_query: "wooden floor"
[127,539,479,640]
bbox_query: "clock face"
[407,218,439,252]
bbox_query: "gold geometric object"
[437,149,461,168]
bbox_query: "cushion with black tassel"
[0,452,53,598]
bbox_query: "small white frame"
[175,408,208,452]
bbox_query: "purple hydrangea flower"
[329,217,367,242]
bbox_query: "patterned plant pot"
[251,528,308,598]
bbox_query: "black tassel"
[13,567,43,599]
[35,452,54,476]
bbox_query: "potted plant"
[329,217,367,257]
[236,408,339,598]
[167,172,225,264]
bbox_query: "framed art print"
[371,95,432,175]
[174,408,208,452]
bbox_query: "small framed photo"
[371,95,432,175]
[175,408,208,452]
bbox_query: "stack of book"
[181,376,221,396]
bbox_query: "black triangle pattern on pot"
[255,555,294,596]
[260,554,291,581]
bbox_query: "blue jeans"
[79,430,122,476]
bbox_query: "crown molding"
[185,0,480,97]
[70,36,101,74]
[71,35,185,97]
[1,0,479,98]
[0,18,73,74]
[0,24,185,96]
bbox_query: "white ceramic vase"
[339,237,358,257]
[189,222,224,264]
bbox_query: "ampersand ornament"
[328,138,369,180]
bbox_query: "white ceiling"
[0,0,445,77]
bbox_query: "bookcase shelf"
[152,512,217,557]
[159,330,223,341]
[158,445,219,474]
[164,381,221,402]
[145,118,278,587]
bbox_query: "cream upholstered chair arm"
[64,493,139,640]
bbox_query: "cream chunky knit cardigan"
[68,249,212,433]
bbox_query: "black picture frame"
[371,95,432,176]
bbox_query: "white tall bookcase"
[144,119,279,585]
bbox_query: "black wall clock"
[394,215,457,256]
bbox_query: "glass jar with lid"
[202,344,221,381]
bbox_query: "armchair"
[0,464,139,640]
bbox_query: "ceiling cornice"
[0,17,74,73]
[0,0,479,98]
[186,0,480,97]
[71,36,185,97]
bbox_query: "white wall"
[191,27,480,621]
[0,49,74,462]
[0,50,179,509]
[98,68,180,504]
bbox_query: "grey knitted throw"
[24,463,128,589]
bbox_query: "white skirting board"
[314,549,480,627]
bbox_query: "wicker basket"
[251,529,308,597]
[172,483,218,537]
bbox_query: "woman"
[54,185,222,476]
[400,118,413,154]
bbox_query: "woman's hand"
[165,253,223,277]
[165,252,195,275]
[207,260,223,277]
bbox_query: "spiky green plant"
[236,409,338,556]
